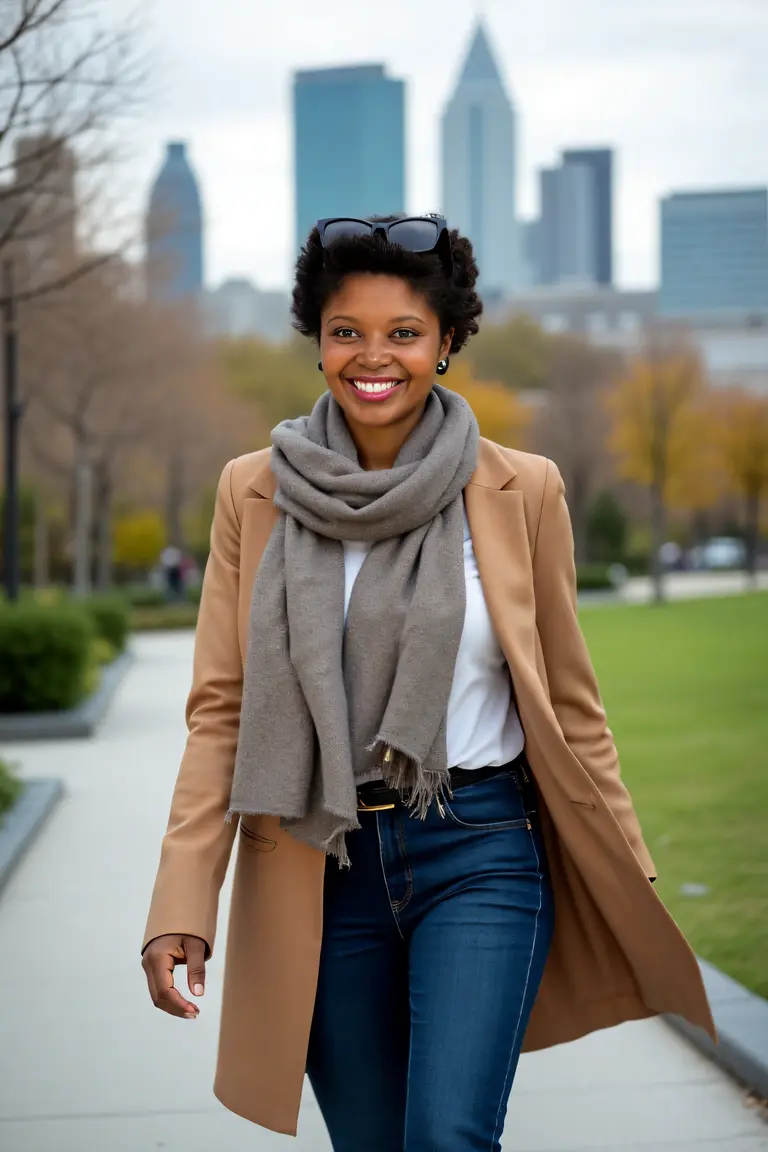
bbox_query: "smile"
[347,378,406,401]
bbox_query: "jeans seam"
[490,824,543,1150]
[375,812,406,940]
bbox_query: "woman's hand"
[142,934,207,1019]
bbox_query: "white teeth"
[353,380,399,394]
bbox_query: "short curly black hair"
[291,216,483,355]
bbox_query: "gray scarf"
[227,384,479,864]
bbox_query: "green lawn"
[580,592,768,999]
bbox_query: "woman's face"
[319,274,453,438]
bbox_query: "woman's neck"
[348,407,424,471]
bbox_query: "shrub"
[185,582,202,607]
[121,584,166,609]
[624,552,649,576]
[91,635,118,667]
[586,490,628,564]
[80,594,130,653]
[0,758,23,818]
[576,563,614,592]
[0,603,95,713]
[131,604,199,632]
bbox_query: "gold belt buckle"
[357,797,396,812]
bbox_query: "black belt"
[356,752,530,812]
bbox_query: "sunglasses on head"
[316,214,453,279]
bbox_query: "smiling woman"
[141,212,714,1151]
[292,214,483,468]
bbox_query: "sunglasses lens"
[321,220,372,244]
[386,219,440,252]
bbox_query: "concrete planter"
[667,959,768,1101]
[0,778,65,897]
[0,649,134,742]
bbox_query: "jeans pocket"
[442,771,531,831]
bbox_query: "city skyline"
[293,64,405,254]
[441,23,520,298]
[146,141,205,301]
[116,0,767,291]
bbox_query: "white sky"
[116,0,767,292]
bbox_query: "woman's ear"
[440,330,454,360]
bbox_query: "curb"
[0,778,65,897]
[667,958,768,1099]
[0,649,135,742]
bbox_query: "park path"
[0,632,766,1152]
[619,570,768,603]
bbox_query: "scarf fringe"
[328,832,352,869]
[369,740,449,821]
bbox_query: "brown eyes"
[331,327,421,340]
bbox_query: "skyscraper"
[146,142,204,303]
[562,148,613,286]
[660,188,768,317]
[293,65,405,256]
[13,135,77,261]
[536,149,614,288]
[441,22,519,298]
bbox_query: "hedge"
[0,758,22,817]
[0,602,95,713]
[78,594,130,653]
[131,603,199,632]
[575,564,614,592]
[121,584,166,609]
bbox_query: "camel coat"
[143,438,715,1135]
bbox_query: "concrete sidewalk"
[0,632,765,1152]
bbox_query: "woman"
[142,216,714,1150]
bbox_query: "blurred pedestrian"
[159,544,183,601]
[142,216,714,1150]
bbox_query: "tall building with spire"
[145,142,204,303]
[441,22,520,299]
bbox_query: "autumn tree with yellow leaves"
[711,388,768,580]
[608,332,715,602]
[445,361,531,448]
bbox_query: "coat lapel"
[465,441,538,686]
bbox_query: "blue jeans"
[306,764,555,1151]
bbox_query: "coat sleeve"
[532,459,656,880]
[142,460,243,959]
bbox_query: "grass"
[580,592,768,999]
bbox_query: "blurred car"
[688,537,747,571]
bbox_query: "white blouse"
[342,507,525,770]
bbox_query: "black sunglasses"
[316,215,453,278]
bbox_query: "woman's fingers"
[142,935,199,1019]
[184,935,206,999]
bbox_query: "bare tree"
[0,0,144,304]
[144,303,263,549]
[20,260,167,591]
[530,335,620,564]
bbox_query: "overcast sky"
[118,0,766,293]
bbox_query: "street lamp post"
[2,259,22,602]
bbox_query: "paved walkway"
[619,571,768,603]
[0,633,766,1152]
